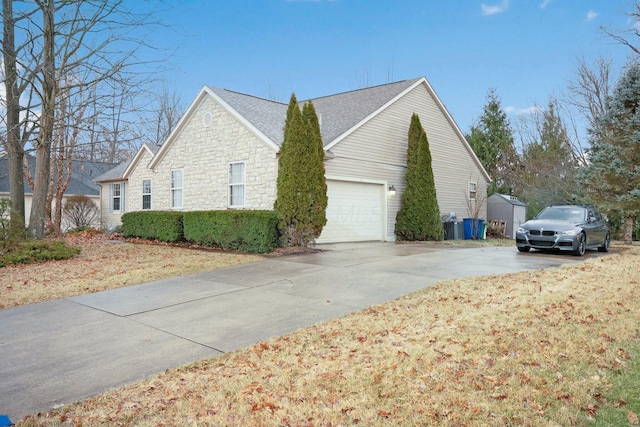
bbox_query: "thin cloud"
[586,9,598,22]
[481,0,509,16]
[539,0,554,10]
[505,105,543,116]
[519,105,544,115]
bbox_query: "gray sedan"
[516,204,610,256]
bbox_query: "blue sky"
[150,0,634,136]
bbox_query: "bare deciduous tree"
[2,0,169,238]
[565,56,614,141]
[28,0,57,239]
[148,85,183,146]
[601,2,640,56]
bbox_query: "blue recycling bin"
[463,218,485,240]
[463,218,473,240]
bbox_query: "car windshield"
[537,207,586,222]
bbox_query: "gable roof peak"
[207,86,288,106]
[306,77,423,103]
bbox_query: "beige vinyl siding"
[126,149,155,212]
[99,181,126,230]
[324,82,488,238]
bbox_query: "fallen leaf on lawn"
[614,398,627,407]
[628,411,639,425]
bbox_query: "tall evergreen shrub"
[274,94,327,246]
[395,114,444,241]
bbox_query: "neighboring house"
[95,77,491,243]
[0,153,117,230]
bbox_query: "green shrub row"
[121,211,184,242]
[184,210,279,253]
[121,210,279,253]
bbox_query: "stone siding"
[128,97,278,217]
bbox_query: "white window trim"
[171,169,183,209]
[142,178,152,210]
[110,182,125,212]
[229,161,246,208]
[468,181,477,200]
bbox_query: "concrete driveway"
[0,242,590,420]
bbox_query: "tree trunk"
[28,0,56,239]
[624,215,634,245]
[2,0,26,222]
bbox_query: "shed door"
[317,180,385,243]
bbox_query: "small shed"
[487,193,527,239]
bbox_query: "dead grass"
[15,244,640,427]
[0,236,262,309]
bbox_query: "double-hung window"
[142,179,152,210]
[229,162,245,207]
[468,181,477,200]
[110,182,124,212]
[171,169,183,208]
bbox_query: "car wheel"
[574,233,586,256]
[598,233,610,252]
[518,246,530,253]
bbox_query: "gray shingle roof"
[207,78,422,148]
[207,87,288,146]
[93,143,159,182]
[93,159,130,183]
[0,154,118,196]
[309,78,422,145]
[93,78,427,181]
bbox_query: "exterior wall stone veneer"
[125,97,278,219]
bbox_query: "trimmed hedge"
[121,211,184,242]
[184,210,279,253]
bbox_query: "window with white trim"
[171,169,183,208]
[468,181,477,200]
[142,179,152,210]
[110,182,124,212]
[229,162,245,207]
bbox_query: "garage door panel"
[318,180,384,243]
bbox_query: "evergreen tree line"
[466,62,640,244]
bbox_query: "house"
[0,153,118,230]
[95,77,491,243]
[487,193,527,239]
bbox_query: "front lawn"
[0,234,262,309]
[14,244,640,426]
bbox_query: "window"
[229,162,245,207]
[171,169,183,208]
[110,183,124,212]
[468,181,477,200]
[142,179,152,210]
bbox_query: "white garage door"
[317,180,385,243]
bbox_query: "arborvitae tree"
[395,113,444,241]
[579,62,640,244]
[302,101,328,238]
[274,94,327,246]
